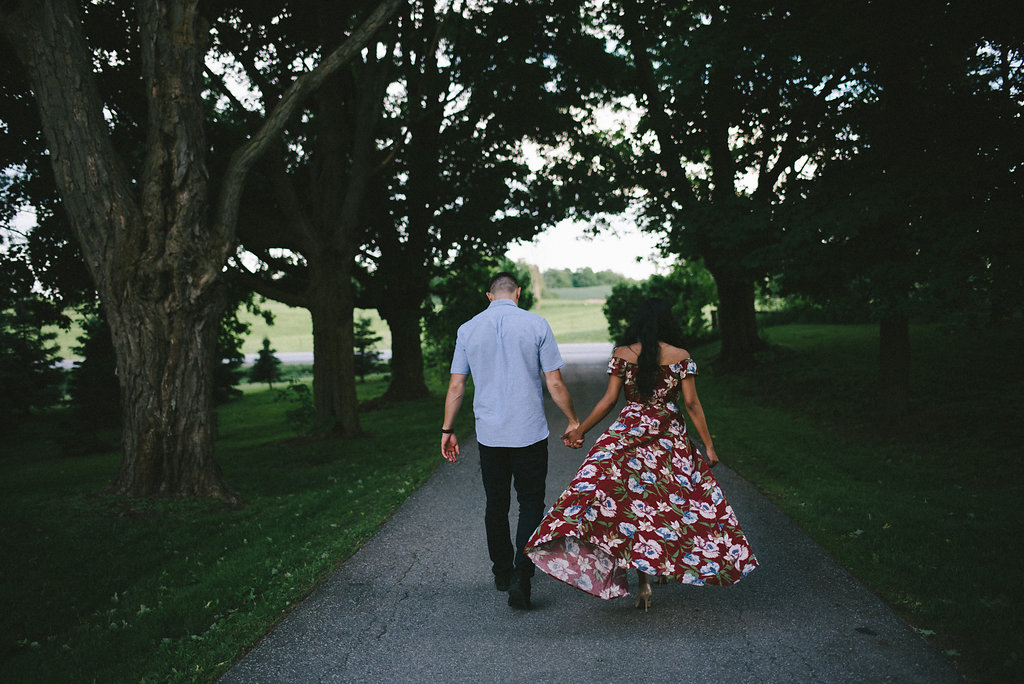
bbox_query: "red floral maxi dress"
[525,357,758,599]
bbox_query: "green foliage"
[0,374,466,682]
[0,302,64,426]
[603,260,718,344]
[274,382,315,436]
[353,317,384,382]
[543,267,629,292]
[692,321,1023,683]
[215,303,250,404]
[424,255,535,364]
[249,338,283,389]
[543,268,574,289]
[66,309,120,428]
[770,3,1023,325]
[0,245,64,427]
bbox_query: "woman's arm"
[564,374,624,447]
[680,376,718,466]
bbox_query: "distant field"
[546,285,613,301]
[48,297,608,360]
[47,301,391,359]
[534,298,610,343]
[238,301,389,355]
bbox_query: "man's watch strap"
[441,428,455,434]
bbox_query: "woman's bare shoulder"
[658,343,691,364]
[612,344,640,362]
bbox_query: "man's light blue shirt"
[450,298,564,448]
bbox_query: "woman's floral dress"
[525,357,758,599]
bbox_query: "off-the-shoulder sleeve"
[607,357,628,377]
[677,358,698,378]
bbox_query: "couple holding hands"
[441,272,757,611]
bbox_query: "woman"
[525,299,758,611]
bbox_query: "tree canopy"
[1,0,1019,496]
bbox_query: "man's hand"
[562,423,585,449]
[441,432,460,462]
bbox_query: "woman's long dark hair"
[616,298,686,398]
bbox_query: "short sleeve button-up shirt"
[450,298,564,447]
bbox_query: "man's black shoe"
[494,570,512,592]
[507,576,531,610]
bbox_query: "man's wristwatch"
[441,428,454,434]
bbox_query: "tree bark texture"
[309,258,361,435]
[380,304,430,401]
[709,267,763,368]
[374,2,438,403]
[3,0,235,499]
[3,0,400,496]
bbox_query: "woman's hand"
[704,445,719,467]
[562,424,585,449]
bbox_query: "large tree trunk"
[4,0,398,497]
[381,305,430,401]
[878,309,911,417]
[308,258,362,436]
[106,294,232,497]
[708,267,763,367]
[4,0,235,499]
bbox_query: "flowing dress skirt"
[525,357,758,599]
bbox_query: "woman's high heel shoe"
[635,574,653,612]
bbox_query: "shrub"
[603,260,718,344]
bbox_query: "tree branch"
[228,259,309,309]
[204,65,258,121]
[619,0,696,207]
[213,0,404,256]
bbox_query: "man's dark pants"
[478,439,548,581]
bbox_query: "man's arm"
[441,373,468,462]
[543,368,580,444]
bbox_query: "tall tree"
[220,1,395,436]
[231,0,617,409]
[360,0,619,401]
[778,1,1023,414]
[1,0,401,498]
[600,0,862,366]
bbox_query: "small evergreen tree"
[67,308,120,427]
[249,338,282,388]
[0,299,63,426]
[353,317,383,382]
[0,246,64,429]
[215,305,249,403]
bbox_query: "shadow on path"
[222,347,960,683]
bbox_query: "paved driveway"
[222,346,960,683]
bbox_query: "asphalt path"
[222,344,960,683]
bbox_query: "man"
[441,271,580,610]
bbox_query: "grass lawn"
[534,298,611,343]
[690,321,1023,683]
[545,284,614,301]
[238,302,390,355]
[0,370,469,683]
[16,296,1018,682]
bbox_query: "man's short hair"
[488,271,519,295]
